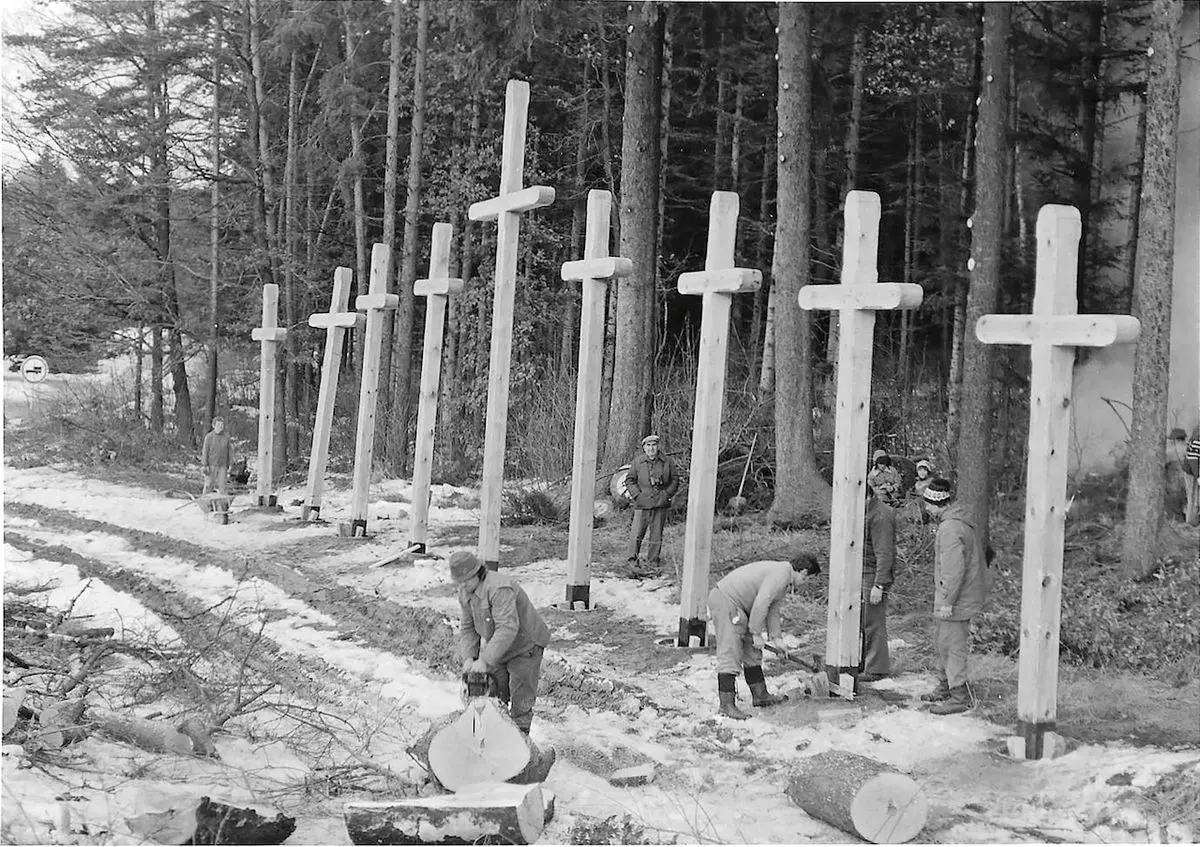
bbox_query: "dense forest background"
[2,0,1188,576]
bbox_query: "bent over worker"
[707,553,821,720]
[451,550,551,734]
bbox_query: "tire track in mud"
[4,501,647,713]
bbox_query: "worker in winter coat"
[867,449,903,508]
[920,478,992,715]
[200,418,232,495]
[452,550,551,734]
[860,482,897,682]
[624,434,680,576]
[707,553,821,720]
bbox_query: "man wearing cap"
[449,550,551,734]
[708,552,821,719]
[859,481,897,682]
[867,449,903,508]
[624,433,680,576]
[912,459,935,498]
[920,478,991,715]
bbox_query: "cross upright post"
[409,223,464,554]
[303,268,364,522]
[346,243,399,538]
[797,190,922,697]
[468,79,555,570]
[562,190,633,610]
[251,283,288,508]
[976,205,1139,759]
[675,191,761,647]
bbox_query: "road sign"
[20,356,49,384]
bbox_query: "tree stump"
[426,700,531,791]
[193,796,297,845]
[786,751,927,844]
[343,782,545,845]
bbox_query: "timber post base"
[301,504,325,522]
[1006,720,1068,760]
[338,520,370,539]
[565,584,590,609]
[405,541,427,555]
[484,559,499,572]
[676,617,707,648]
[256,494,279,508]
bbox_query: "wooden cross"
[976,205,1139,759]
[409,222,464,554]
[302,267,363,522]
[468,79,555,569]
[250,283,288,508]
[562,190,633,610]
[676,191,761,646]
[797,190,922,694]
[347,243,398,537]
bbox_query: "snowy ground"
[3,459,1197,845]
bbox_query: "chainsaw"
[460,670,498,705]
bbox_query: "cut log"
[509,740,556,785]
[36,698,87,748]
[343,781,545,845]
[177,716,218,758]
[786,750,928,844]
[407,713,459,775]
[427,700,530,791]
[92,709,194,755]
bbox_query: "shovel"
[763,644,855,700]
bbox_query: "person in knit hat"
[920,478,992,715]
[913,459,935,498]
[867,448,903,508]
[449,550,551,734]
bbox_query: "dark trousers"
[627,508,667,562]
[861,590,890,675]
[491,645,544,733]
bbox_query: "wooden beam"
[676,191,761,646]
[251,283,287,508]
[410,223,463,553]
[564,190,631,609]
[303,268,362,521]
[975,314,1141,347]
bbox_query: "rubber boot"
[717,673,750,720]
[920,677,952,702]
[745,665,787,707]
[929,684,972,715]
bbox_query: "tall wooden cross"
[468,79,555,569]
[347,243,398,537]
[676,191,761,646]
[302,267,363,522]
[409,223,464,554]
[976,205,1139,759]
[562,190,633,609]
[797,190,922,695]
[251,283,288,507]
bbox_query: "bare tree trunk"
[281,48,300,470]
[956,4,1010,541]
[601,1,662,479]
[207,11,221,427]
[150,326,164,432]
[752,127,774,388]
[343,7,368,379]
[655,4,674,366]
[563,57,590,375]
[389,0,430,476]
[134,325,145,423]
[769,1,829,523]
[1121,0,1182,578]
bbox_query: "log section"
[786,750,927,844]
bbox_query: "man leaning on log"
[451,550,551,735]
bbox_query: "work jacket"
[201,431,232,468]
[458,570,551,670]
[933,503,991,620]
[625,451,680,510]
[863,497,897,590]
[715,560,794,640]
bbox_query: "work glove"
[933,605,953,620]
[870,585,884,605]
[752,633,767,650]
[461,656,476,673]
[468,658,489,675]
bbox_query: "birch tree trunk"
[768,1,829,523]
[343,7,368,379]
[1121,0,1182,578]
[956,4,1010,542]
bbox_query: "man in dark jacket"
[452,550,551,734]
[860,482,897,682]
[624,434,680,575]
[921,478,991,715]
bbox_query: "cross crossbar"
[356,293,400,311]
[677,267,761,295]
[561,256,633,282]
[975,314,1140,347]
[309,312,364,330]
[251,327,288,342]
[469,186,556,221]
[414,276,464,297]
[798,284,923,312]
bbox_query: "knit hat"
[872,448,891,466]
[916,459,933,473]
[922,478,953,504]
[641,434,660,446]
[448,550,482,582]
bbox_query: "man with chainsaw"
[624,433,680,577]
[859,480,897,682]
[920,478,992,715]
[708,552,821,720]
[451,550,551,734]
